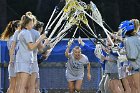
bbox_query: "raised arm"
[9,41,16,64]
[78,37,95,52]
[65,39,73,58]
[9,31,19,64]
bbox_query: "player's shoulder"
[81,54,88,59]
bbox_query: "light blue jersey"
[7,30,19,77]
[15,29,35,74]
[66,53,89,81]
[124,36,140,72]
[105,51,118,74]
[16,29,33,63]
[30,29,40,62]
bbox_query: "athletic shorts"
[8,63,16,78]
[15,62,39,74]
[107,73,119,80]
[66,70,84,81]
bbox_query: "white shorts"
[15,62,39,74]
[8,63,16,78]
[37,72,40,79]
[66,70,84,81]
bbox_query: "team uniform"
[30,29,40,75]
[117,43,129,79]
[124,35,140,74]
[105,51,119,80]
[66,53,89,81]
[15,29,35,74]
[7,30,19,78]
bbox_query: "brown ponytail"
[0,20,20,40]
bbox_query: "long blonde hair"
[20,14,33,30]
[25,11,37,25]
[131,19,139,35]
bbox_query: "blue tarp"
[46,39,100,62]
[0,41,9,64]
[0,39,100,63]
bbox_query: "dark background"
[0,0,140,38]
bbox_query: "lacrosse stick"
[79,27,96,45]
[79,1,114,46]
[45,27,74,58]
[45,31,68,58]
[50,20,67,43]
[45,0,71,35]
[48,3,79,39]
[80,26,106,46]
[54,10,80,39]
[103,21,114,33]
[44,7,57,32]
[67,27,78,46]
[48,12,68,39]
[94,43,102,60]
[55,26,78,47]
